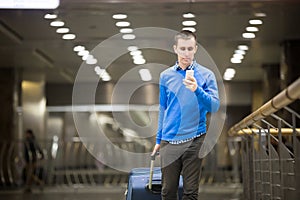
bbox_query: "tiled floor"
[0,184,242,200]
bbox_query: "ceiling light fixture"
[139,68,152,81]
[182,20,197,26]
[50,20,65,27]
[183,12,195,18]
[231,57,242,64]
[133,55,144,60]
[238,45,249,51]
[82,54,89,61]
[78,50,89,57]
[112,14,127,20]
[122,34,136,40]
[44,14,57,19]
[86,55,97,65]
[254,12,267,17]
[249,19,263,25]
[246,26,259,32]
[56,27,69,33]
[182,27,196,32]
[242,32,256,39]
[116,21,130,27]
[223,68,236,80]
[134,58,146,65]
[120,28,133,33]
[62,33,76,40]
[101,70,111,81]
[235,49,246,55]
[127,46,138,52]
[233,54,244,60]
[73,45,85,52]
[130,50,142,56]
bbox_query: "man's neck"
[178,62,192,70]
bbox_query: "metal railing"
[0,138,241,190]
[0,138,152,188]
[228,77,300,200]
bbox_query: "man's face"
[174,37,197,69]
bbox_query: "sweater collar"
[174,60,195,71]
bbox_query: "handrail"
[236,128,300,136]
[228,77,300,136]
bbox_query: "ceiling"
[0,0,300,84]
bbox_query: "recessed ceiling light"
[94,66,103,74]
[112,14,127,20]
[249,19,263,25]
[238,45,249,51]
[44,14,57,19]
[233,54,244,60]
[242,32,256,39]
[223,68,236,80]
[139,68,152,81]
[86,55,97,65]
[226,68,236,75]
[235,50,246,55]
[102,75,111,82]
[130,50,142,56]
[99,70,111,81]
[73,45,85,52]
[132,54,144,60]
[116,21,130,27]
[62,33,76,40]
[134,58,146,65]
[231,57,242,64]
[82,54,89,61]
[56,27,70,33]
[120,28,133,33]
[127,46,138,52]
[78,50,89,57]
[50,20,64,27]
[182,27,196,32]
[122,34,136,40]
[182,20,197,26]
[183,12,195,18]
[254,12,266,17]
[246,26,259,32]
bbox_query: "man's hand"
[183,76,198,92]
[152,144,160,156]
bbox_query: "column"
[22,78,46,140]
[261,63,281,102]
[0,69,19,141]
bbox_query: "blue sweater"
[156,61,220,144]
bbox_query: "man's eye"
[180,48,185,51]
[188,47,194,51]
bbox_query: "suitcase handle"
[146,181,162,194]
[148,151,159,190]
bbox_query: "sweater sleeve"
[194,73,220,113]
[156,75,167,144]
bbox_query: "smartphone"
[185,70,194,79]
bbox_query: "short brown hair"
[174,30,197,45]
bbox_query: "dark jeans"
[160,136,204,200]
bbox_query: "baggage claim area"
[0,0,300,200]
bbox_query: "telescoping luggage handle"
[148,151,159,191]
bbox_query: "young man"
[152,30,220,200]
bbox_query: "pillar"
[22,78,46,140]
[0,69,19,141]
[262,63,281,103]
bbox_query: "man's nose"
[183,50,190,56]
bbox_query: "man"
[152,30,220,200]
[24,129,44,192]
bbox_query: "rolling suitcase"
[125,153,183,200]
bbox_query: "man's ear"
[195,45,198,53]
[173,45,177,54]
